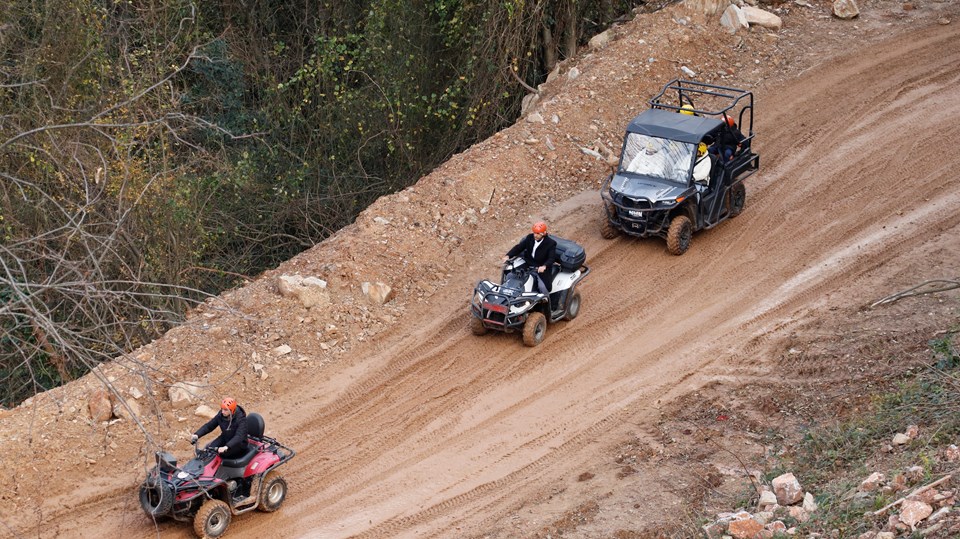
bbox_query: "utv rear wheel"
[600,206,620,239]
[729,183,746,218]
[666,215,693,256]
[522,312,547,347]
[139,477,174,519]
[563,291,582,321]
[469,316,488,336]
[194,499,231,538]
[257,472,288,512]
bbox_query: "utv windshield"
[619,133,695,184]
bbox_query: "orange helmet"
[723,114,735,127]
[220,397,237,413]
[532,222,547,234]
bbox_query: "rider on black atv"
[501,221,557,294]
[192,397,248,459]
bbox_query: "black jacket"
[195,405,248,452]
[507,234,557,269]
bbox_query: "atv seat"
[219,413,265,469]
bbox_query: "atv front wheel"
[666,215,693,256]
[138,476,174,519]
[600,206,620,239]
[257,472,288,512]
[469,316,488,336]
[563,291,582,321]
[194,499,232,538]
[729,183,746,218]
[522,312,547,347]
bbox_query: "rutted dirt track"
[3,5,960,539]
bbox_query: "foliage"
[0,0,640,405]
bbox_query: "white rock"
[195,404,217,419]
[720,4,749,33]
[271,344,293,357]
[362,282,395,305]
[802,492,818,512]
[772,472,804,505]
[892,433,911,445]
[899,499,932,528]
[833,0,859,19]
[741,6,783,31]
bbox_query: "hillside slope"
[2,1,959,538]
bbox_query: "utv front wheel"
[600,206,620,239]
[666,215,693,256]
[729,183,746,218]
[258,472,288,512]
[469,316,488,336]
[522,312,547,347]
[194,499,231,538]
[563,291,582,321]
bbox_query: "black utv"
[600,79,760,254]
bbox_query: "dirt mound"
[2,1,959,538]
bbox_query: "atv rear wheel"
[138,475,174,519]
[600,206,620,239]
[257,472,288,512]
[194,499,231,538]
[469,316,488,336]
[563,291,582,321]
[666,215,693,256]
[522,312,547,347]
[729,183,746,218]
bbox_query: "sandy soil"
[2,1,959,538]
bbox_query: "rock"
[567,67,581,81]
[860,472,885,492]
[905,424,919,439]
[728,516,764,538]
[803,492,818,512]
[772,472,804,505]
[720,4,749,33]
[788,505,809,522]
[521,92,540,117]
[271,344,292,357]
[195,404,217,419]
[681,66,696,77]
[741,6,783,31]
[892,433,911,445]
[113,398,140,421]
[832,0,859,19]
[526,112,545,124]
[129,386,143,399]
[252,363,268,380]
[757,490,779,512]
[277,275,330,309]
[899,499,932,528]
[87,389,113,422]
[588,30,611,49]
[361,281,395,304]
[943,444,960,462]
[168,381,205,408]
[876,532,895,539]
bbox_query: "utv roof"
[625,108,723,143]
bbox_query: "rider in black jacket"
[192,397,248,459]
[502,221,558,293]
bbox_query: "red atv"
[138,413,295,538]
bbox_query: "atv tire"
[194,499,231,539]
[600,206,620,239]
[257,472,288,512]
[522,312,547,347]
[469,316,488,336]
[729,182,746,218]
[139,475,174,519]
[666,215,693,256]
[563,291,582,321]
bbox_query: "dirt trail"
[3,5,960,539]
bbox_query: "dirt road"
[3,6,959,539]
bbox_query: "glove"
[217,446,228,454]
[190,434,198,445]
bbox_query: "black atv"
[470,237,590,346]
[600,79,760,254]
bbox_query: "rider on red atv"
[192,397,248,459]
